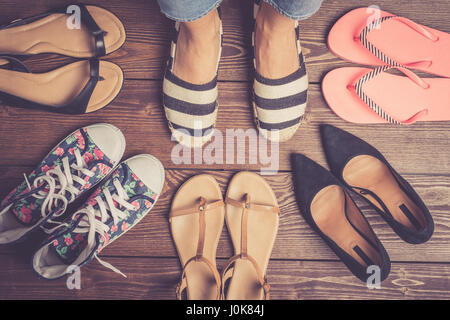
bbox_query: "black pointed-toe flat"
[320,124,434,244]
[291,153,391,283]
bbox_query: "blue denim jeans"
[157,0,323,22]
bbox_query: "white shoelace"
[70,179,137,278]
[22,148,94,231]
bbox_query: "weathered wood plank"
[0,0,449,82]
[1,168,448,262]
[0,255,449,300]
[0,82,448,173]
[1,0,449,300]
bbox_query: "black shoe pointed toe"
[320,125,434,244]
[291,154,391,283]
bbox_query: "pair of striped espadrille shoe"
[162,1,308,148]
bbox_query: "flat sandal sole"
[0,60,124,113]
[170,174,224,300]
[0,6,126,57]
[225,172,279,300]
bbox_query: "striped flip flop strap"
[358,15,438,68]
[353,66,429,124]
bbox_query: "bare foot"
[172,10,221,84]
[254,2,300,79]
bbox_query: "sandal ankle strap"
[226,195,280,214]
[176,255,221,300]
[220,253,270,300]
[222,193,276,300]
[173,196,224,300]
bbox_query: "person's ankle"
[254,2,299,79]
[180,10,221,41]
[172,9,221,84]
[256,1,295,34]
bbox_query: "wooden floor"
[0,0,449,300]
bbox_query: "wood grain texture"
[0,83,449,173]
[0,0,449,83]
[1,255,449,300]
[0,0,449,300]
[1,168,449,262]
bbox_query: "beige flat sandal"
[0,4,126,58]
[170,174,225,300]
[221,172,280,300]
[0,57,123,114]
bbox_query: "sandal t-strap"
[222,194,280,300]
[171,197,224,300]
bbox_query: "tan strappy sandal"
[221,172,280,300]
[169,174,225,300]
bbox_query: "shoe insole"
[0,204,31,244]
[328,7,450,77]
[343,155,426,231]
[310,185,382,267]
[225,172,279,300]
[0,60,123,113]
[170,175,224,300]
[322,67,450,124]
[0,6,126,57]
[33,241,96,280]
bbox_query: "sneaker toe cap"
[86,123,126,164]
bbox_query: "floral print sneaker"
[0,123,126,244]
[32,154,165,280]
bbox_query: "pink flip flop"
[322,66,450,124]
[328,7,450,78]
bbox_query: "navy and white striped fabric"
[252,0,308,142]
[163,17,223,148]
